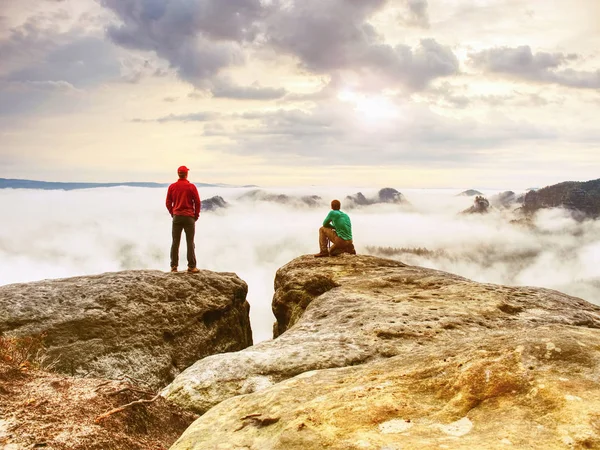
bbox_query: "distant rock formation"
[522,178,600,218]
[490,190,517,209]
[378,187,405,203]
[0,270,252,389]
[461,195,490,214]
[345,188,408,207]
[238,189,323,208]
[345,191,370,205]
[201,195,228,211]
[515,188,538,204]
[167,255,600,449]
[457,189,483,196]
[300,194,322,207]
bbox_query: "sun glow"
[337,90,400,121]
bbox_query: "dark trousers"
[319,226,356,256]
[170,215,197,269]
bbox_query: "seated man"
[315,199,357,257]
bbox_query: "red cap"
[177,166,190,173]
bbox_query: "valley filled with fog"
[1,186,599,343]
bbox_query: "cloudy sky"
[1,0,599,187]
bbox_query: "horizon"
[0,175,586,193]
[1,1,599,186]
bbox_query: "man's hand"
[194,217,198,222]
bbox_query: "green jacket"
[323,210,353,241]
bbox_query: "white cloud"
[1,0,599,185]
[398,0,430,28]
[469,45,600,89]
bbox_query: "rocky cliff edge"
[167,254,600,449]
[0,270,253,390]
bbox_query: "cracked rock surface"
[169,255,600,449]
[164,254,600,440]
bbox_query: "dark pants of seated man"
[171,215,197,269]
[319,226,356,256]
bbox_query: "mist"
[1,186,599,343]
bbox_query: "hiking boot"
[187,267,200,273]
[313,251,329,258]
[170,267,178,273]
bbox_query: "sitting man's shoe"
[187,267,200,273]
[314,251,329,258]
[170,267,178,273]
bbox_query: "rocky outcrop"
[461,195,490,214]
[345,188,408,207]
[163,254,600,431]
[172,325,600,450]
[522,178,600,218]
[0,270,252,389]
[168,255,600,449]
[200,195,227,211]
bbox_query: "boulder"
[163,255,600,421]
[0,270,252,389]
[522,178,600,218]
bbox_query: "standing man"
[166,166,201,273]
[315,199,357,257]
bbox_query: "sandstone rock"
[522,178,600,218]
[171,325,600,449]
[163,255,600,418]
[0,270,252,389]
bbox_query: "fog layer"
[1,187,598,343]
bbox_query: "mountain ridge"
[0,178,242,190]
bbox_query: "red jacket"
[166,179,201,219]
